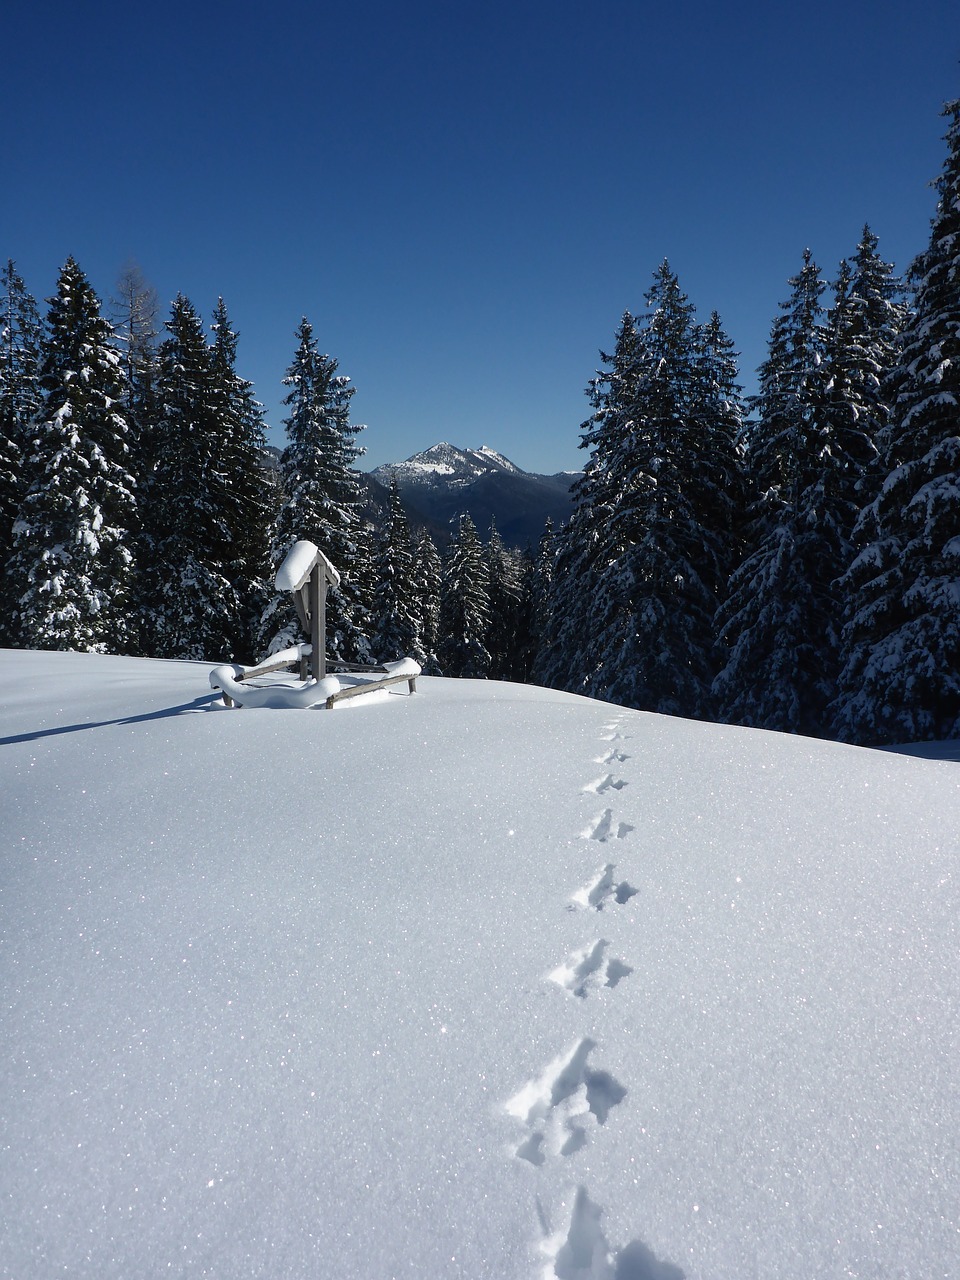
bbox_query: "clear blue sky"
[3,0,958,473]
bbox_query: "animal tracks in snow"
[570,863,638,912]
[581,774,628,796]
[548,939,633,999]
[506,1038,628,1167]
[540,1186,686,1280]
[580,809,634,843]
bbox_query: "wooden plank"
[325,672,418,709]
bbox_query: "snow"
[2,648,960,1279]
[274,540,341,592]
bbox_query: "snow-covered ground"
[2,649,958,1280]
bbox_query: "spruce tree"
[370,478,420,661]
[0,261,43,641]
[540,264,741,715]
[7,258,137,653]
[535,311,641,697]
[833,101,960,743]
[484,515,525,680]
[713,250,841,734]
[140,294,238,660]
[209,299,276,660]
[260,319,371,661]
[410,526,443,673]
[438,512,490,677]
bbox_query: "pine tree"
[539,264,742,715]
[713,250,843,734]
[535,310,641,697]
[523,518,556,683]
[209,299,276,660]
[7,258,137,652]
[484,515,525,679]
[832,101,960,743]
[260,319,371,661]
[0,261,43,641]
[370,478,420,661]
[438,512,490,677]
[140,294,238,660]
[410,526,443,673]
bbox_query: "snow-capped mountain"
[374,441,524,487]
[370,442,578,546]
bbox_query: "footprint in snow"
[580,809,634,843]
[548,939,633,998]
[506,1038,627,1166]
[570,863,638,911]
[593,747,631,766]
[582,774,628,796]
[540,1186,687,1280]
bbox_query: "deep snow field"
[1,649,959,1280]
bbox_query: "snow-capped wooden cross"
[274,541,341,680]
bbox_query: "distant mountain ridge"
[370,442,579,547]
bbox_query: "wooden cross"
[274,541,341,681]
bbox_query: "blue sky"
[3,1,958,473]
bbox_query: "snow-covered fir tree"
[410,526,442,673]
[209,298,276,660]
[534,311,640,697]
[139,294,240,660]
[539,264,742,716]
[260,319,371,661]
[484,515,526,680]
[438,512,490,677]
[369,478,420,662]
[520,518,555,683]
[7,258,137,653]
[0,261,43,642]
[713,249,848,735]
[832,101,960,743]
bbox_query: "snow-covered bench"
[209,651,420,709]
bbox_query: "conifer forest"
[2,98,959,747]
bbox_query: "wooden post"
[310,564,326,681]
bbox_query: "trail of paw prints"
[506,1038,627,1167]
[548,939,633,999]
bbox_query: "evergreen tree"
[7,258,137,652]
[141,294,239,660]
[522,518,556,683]
[713,249,842,734]
[0,261,43,641]
[410,526,443,673]
[534,312,641,697]
[833,101,960,743]
[438,512,490,677]
[484,515,525,679]
[539,264,742,716]
[370,478,420,661]
[260,319,371,661]
[209,298,276,660]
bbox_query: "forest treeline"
[2,99,958,746]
